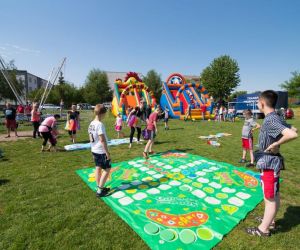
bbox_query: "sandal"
[255,216,276,230]
[149,151,154,155]
[246,227,271,237]
[143,152,149,159]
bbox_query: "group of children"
[88,90,298,239]
[214,105,236,122]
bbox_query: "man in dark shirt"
[3,102,18,138]
[246,90,297,237]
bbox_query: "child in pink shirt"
[115,113,124,138]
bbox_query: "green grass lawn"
[0,111,299,250]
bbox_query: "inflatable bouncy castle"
[160,73,214,120]
[111,72,156,118]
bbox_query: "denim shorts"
[92,153,111,169]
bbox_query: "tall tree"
[200,55,240,101]
[143,70,162,101]
[83,69,112,104]
[280,71,300,97]
[228,90,248,101]
[0,60,24,102]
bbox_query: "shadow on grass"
[155,140,177,145]
[276,206,300,233]
[0,179,10,185]
[168,128,184,131]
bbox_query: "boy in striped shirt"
[246,90,298,237]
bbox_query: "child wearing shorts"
[239,109,260,167]
[143,107,161,159]
[115,113,124,138]
[88,104,111,197]
[246,90,297,237]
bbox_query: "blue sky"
[1,0,299,92]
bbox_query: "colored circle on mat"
[159,177,169,183]
[203,187,214,194]
[149,181,159,187]
[216,193,228,199]
[179,229,196,244]
[138,185,149,189]
[126,189,137,194]
[182,178,192,183]
[160,229,177,242]
[188,174,197,179]
[192,182,203,188]
[88,177,95,182]
[196,228,213,240]
[144,223,160,235]
[179,186,191,192]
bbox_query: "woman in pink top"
[38,114,60,152]
[31,103,41,138]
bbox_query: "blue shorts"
[92,153,111,169]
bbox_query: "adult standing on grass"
[67,104,80,143]
[88,104,111,197]
[60,99,64,117]
[38,114,60,152]
[31,102,41,138]
[246,90,298,237]
[143,107,161,159]
[3,102,18,138]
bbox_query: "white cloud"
[0,43,41,56]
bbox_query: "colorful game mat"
[64,137,141,151]
[199,133,232,140]
[76,151,263,250]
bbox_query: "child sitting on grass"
[115,113,124,138]
[239,109,260,167]
[88,104,111,197]
[246,90,298,237]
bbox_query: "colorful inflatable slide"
[160,73,214,119]
[111,72,156,118]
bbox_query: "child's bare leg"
[144,140,151,153]
[117,132,120,138]
[149,140,154,152]
[242,149,247,160]
[99,168,111,188]
[258,198,277,233]
[95,167,102,187]
[249,149,254,164]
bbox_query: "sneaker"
[96,187,110,197]
[246,163,255,167]
[239,159,246,163]
[128,143,132,149]
[143,152,149,159]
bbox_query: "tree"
[228,90,248,101]
[0,60,24,102]
[83,69,112,104]
[143,70,162,101]
[200,55,240,101]
[280,71,300,98]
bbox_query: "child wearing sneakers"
[88,104,111,197]
[239,109,260,167]
[246,90,298,237]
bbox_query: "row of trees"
[2,57,299,106]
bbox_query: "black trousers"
[41,131,55,146]
[32,121,40,138]
[130,127,141,143]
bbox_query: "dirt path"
[0,131,33,142]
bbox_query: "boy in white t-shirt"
[88,104,111,197]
